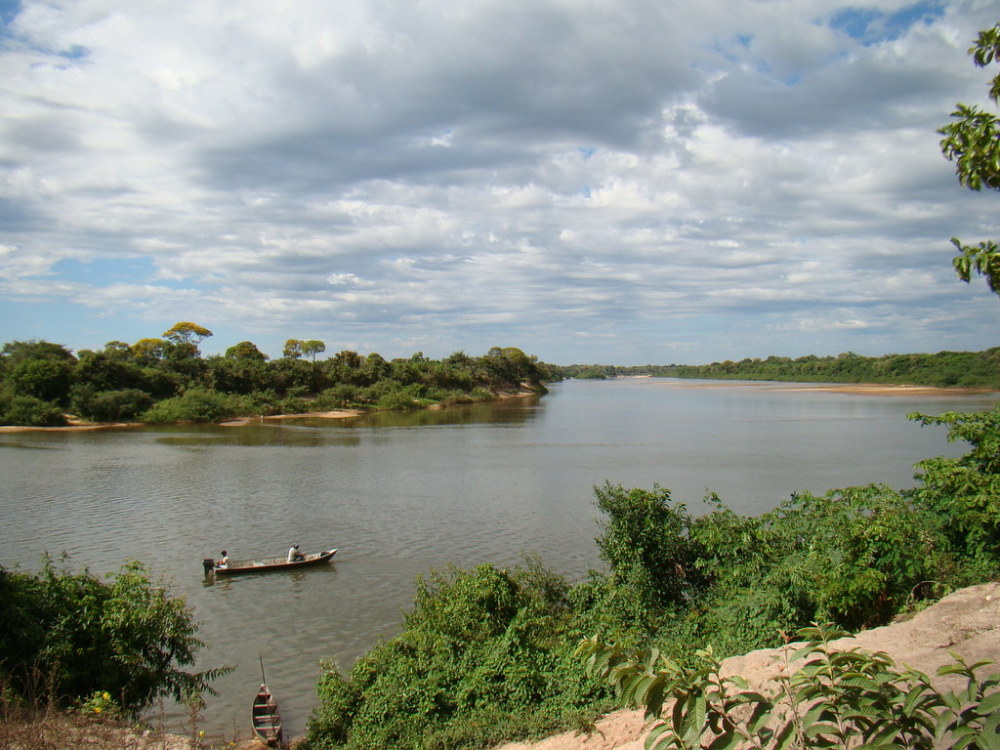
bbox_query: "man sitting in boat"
[287,544,304,563]
[218,550,229,568]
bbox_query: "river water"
[1,378,997,740]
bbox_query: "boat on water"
[203,548,337,576]
[251,682,283,747]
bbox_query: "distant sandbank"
[653,381,998,397]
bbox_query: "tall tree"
[939,24,1000,295]
[302,340,326,361]
[282,339,304,359]
[162,322,213,348]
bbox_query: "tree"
[224,341,269,361]
[10,358,74,404]
[283,339,304,359]
[939,24,1000,295]
[131,337,166,363]
[303,339,326,361]
[162,322,213,348]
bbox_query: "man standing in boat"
[287,543,304,562]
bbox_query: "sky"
[1,0,999,366]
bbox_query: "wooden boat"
[203,548,337,576]
[251,682,283,747]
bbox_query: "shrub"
[71,388,153,422]
[0,395,67,426]
[140,388,241,423]
[579,624,1000,749]
[0,560,228,714]
[306,557,609,750]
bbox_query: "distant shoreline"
[652,380,999,397]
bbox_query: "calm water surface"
[1,378,997,739]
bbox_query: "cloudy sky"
[1,0,999,365]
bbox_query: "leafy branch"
[578,624,1000,749]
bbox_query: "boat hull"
[252,683,283,747]
[210,549,337,576]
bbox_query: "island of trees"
[0,321,556,427]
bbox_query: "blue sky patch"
[55,256,159,284]
[830,1,945,45]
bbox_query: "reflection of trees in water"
[346,395,543,429]
[149,395,544,446]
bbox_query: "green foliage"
[224,341,268,360]
[70,387,153,422]
[0,560,228,715]
[306,557,610,750]
[571,484,703,645]
[0,394,67,426]
[910,405,1000,571]
[579,624,1000,749]
[577,348,1000,388]
[0,330,555,426]
[9,358,75,404]
[939,23,1000,295]
[139,388,245,423]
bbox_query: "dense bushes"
[306,405,1000,750]
[307,558,612,750]
[0,559,227,715]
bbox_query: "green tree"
[162,321,213,347]
[10,358,75,404]
[0,340,76,368]
[939,23,1000,294]
[303,339,327,361]
[283,339,304,359]
[131,338,166,363]
[224,340,269,361]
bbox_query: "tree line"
[560,347,1000,388]
[0,322,556,427]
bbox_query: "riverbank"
[492,581,1000,750]
[655,380,1000,397]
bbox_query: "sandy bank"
[217,409,362,426]
[655,380,998,397]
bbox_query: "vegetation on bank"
[301,405,1000,749]
[0,324,556,427]
[558,347,1000,388]
[0,559,226,719]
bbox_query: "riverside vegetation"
[561,347,1000,388]
[0,323,555,428]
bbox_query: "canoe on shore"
[251,682,283,747]
[204,548,337,576]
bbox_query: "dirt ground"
[492,582,1000,750]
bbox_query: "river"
[1,378,997,740]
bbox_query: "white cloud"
[0,0,997,364]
